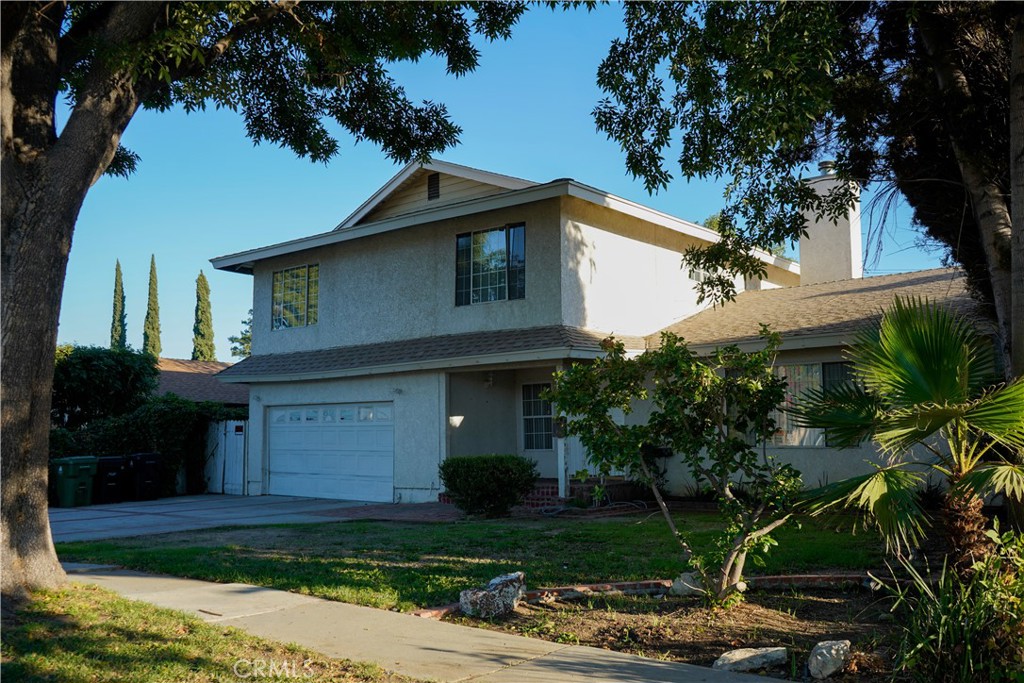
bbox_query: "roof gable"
[336,160,536,229]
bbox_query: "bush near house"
[439,454,539,517]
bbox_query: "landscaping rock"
[459,572,526,618]
[712,647,788,672]
[669,572,704,597]
[808,640,851,679]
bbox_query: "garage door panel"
[268,402,394,502]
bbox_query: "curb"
[410,573,875,620]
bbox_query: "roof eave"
[210,178,801,276]
[216,346,610,384]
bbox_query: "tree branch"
[746,513,791,541]
[167,0,299,83]
[56,3,116,73]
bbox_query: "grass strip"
[58,513,882,611]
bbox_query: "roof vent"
[427,172,440,200]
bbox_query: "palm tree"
[789,297,1024,572]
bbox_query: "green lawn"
[58,513,882,612]
[1,584,415,682]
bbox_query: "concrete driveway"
[50,494,365,543]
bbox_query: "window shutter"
[427,173,440,200]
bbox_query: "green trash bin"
[51,456,98,507]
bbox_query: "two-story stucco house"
[212,160,975,503]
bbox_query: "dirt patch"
[450,589,899,681]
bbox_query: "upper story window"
[455,223,525,306]
[771,361,853,447]
[272,264,319,330]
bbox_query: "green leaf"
[799,466,927,553]
[958,462,1024,502]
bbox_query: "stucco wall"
[246,371,445,503]
[559,198,798,336]
[448,370,518,456]
[251,199,563,355]
[447,366,560,479]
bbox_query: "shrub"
[51,344,158,429]
[439,454,539,517]
[888,526,1024,682]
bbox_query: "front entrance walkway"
[49,494,367,543]
[67,564,776,683]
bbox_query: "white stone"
[712,647,788,672]
[459,572,526,618]
[669,572,704,597]
[808,640,851,679]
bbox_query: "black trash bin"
[93,455,127,504]
[124,452,162,501]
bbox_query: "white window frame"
[521,382,553,451]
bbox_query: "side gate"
[206,420,248,495]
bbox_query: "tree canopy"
[191,270,215,361]
[142,255,161,357]
[109,260,126,350]
[51,345,159,431]
[595,1,1023,376]
[228,309,253,359]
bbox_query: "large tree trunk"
[1,167,81,596]
[918,9,1017,378]
[1,2,152,597]
[1011,10,1024,380]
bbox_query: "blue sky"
[58,5,943,361]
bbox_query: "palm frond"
[871,403,964,455]
[787,383,879,448]
[799,465,927,553]
[958,462,1024,502]
[852,297,998,408]
[961,379,1024,448]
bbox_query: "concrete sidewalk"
[66,563,776,683]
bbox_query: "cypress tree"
[142,255,161,357]
[191,270,216,361]
[109,260,127,349]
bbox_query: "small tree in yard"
[549,331,801,605]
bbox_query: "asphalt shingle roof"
[652,268,984,347]
[158,358,250,405]
[218,325,647,381]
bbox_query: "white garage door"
[267,402,394,502]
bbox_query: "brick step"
[438,479,652,509]
[439,480,564,508]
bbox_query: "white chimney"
[798,161,863,286]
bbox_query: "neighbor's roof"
[653,268,985,350]
[217,326,647,383]
[157,358,250,405]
